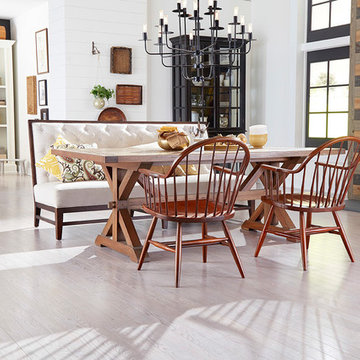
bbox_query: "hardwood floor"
[1,174,360,359]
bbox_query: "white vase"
[93,97,105,109]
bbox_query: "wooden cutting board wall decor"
[27,76,37,115]
[111,47,132,74]
[116,85,142,105]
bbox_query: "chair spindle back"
[140,137,250,219]
[263,137,360,210]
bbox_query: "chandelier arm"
[145,41,189,58]
[160,54,178,68]
[245,41,252,55]
[164,30,194,54]
[144,41,166,56]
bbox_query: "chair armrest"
[261,164,303,175]
[213,165,233,174]
[138,168,166,179]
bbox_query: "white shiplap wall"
[49,0,148,121]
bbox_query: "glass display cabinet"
[170,36,246,136]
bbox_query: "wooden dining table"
[52,143,314,263]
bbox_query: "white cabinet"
[0,40,15,172]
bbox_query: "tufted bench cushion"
[34,181,112,208]
[31,122,199,184]
[33,174,214,208]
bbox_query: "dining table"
[52,143,315,263]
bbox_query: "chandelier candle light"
[142,0,254,82]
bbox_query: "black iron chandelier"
[142,0,253,82]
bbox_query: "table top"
[52,142,315,165]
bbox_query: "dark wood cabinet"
[170,36,246,136]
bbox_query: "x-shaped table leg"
[95,162,152,262]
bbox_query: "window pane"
[328,113,348,137]
[309,88,328,112]
[311,3,330,31]
[328,86,349,111]
[329,58,349,85]
[312,0,327,4]
[331,0,351,27]
[310,61,328,87]
[309,113,327,138]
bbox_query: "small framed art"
[40,108,49,120]
[0,19,11,40]
[38,79,48,106]
[35,28,49,74]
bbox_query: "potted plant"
[90,85,114,109]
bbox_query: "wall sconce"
[92,41,100,55]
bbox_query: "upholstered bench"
[29,120,213,239]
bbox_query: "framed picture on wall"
[35,28,49,74]
[38,79,47,106]
[0,19,11,40]
[40,108,49,120]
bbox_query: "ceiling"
[0,0,47,19]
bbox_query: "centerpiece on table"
[90,85,114,110]
[157,126,190,151]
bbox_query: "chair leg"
[34,206,41,227]
[138,217,158,270]
[55,209,64,241]
[306,213,312,249]
[202,223,208,263]
[299,212,307,271]
[161,220,168,229]
[175,222,183,288]
[248,200,255,217]
[254,205,274,257]
[222,221,245,278]
[332,212,355,262]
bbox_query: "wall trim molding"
[301,36,350,53]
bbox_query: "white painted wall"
[250,0,306,147]
[11,2,49,166]
[48,0,66,120]
[48,0,148,121]
[147,0,252,122]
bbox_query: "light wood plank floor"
[1,174,360,360]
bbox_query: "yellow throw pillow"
[150,165,198,176]
[35,135,69,180]
[180,164,198,175]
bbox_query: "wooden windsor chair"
[254,136,360,270]
[137,137,250,287]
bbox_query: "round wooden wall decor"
[97,107,127,122]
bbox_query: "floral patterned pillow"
[54,144,106,182]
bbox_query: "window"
[306,46,349,147]
[307,0,350,42]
